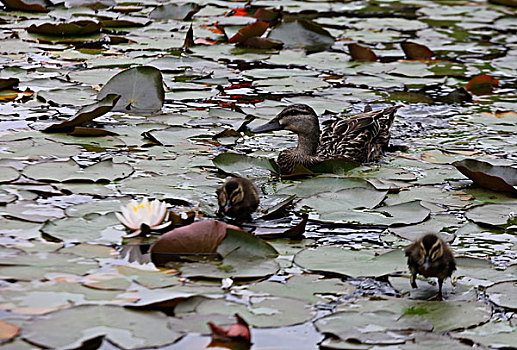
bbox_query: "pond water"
[0,0,516,349]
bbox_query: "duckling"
[216,177,259,221]
[249,104,400,174]
[405,233,456,301]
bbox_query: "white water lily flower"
[115,198,170,238]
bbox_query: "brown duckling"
[405,233,456,301]
[248,104,400,174]
[216,177,259,221]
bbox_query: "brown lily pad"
[348,43,378,62]
[401,42,434,60]
[453,159,517,195]
[466,74,499,95]
[229,21,269,44]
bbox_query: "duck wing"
[317,106,400,162]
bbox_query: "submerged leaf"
[466,74,499,95]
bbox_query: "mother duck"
[249,104,400,174]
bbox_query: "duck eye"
[230,188,243,204]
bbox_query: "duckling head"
[217,180,244,217]
[249,104,320,138]
[419,234,444,271]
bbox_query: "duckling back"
[318,106,400,162]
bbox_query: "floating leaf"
[229,21,268,44]
[149,2,202,20]
[1,0,50,12]
[401,42,434,60]
[348,43,377,62]
[213,152,280,177]
[23,159,134,183]
[485,281,517,309]
[98,66,164,114]
[238,37,283,49]
[295,247,406,278]
[455,257,517,287]
[27,21,101,36]
[465,74,499,95]
[0,319,19,340]
[453,159,517,195]
[150,220,237,256]
[43,94,120,133]
[0,166,19,183]
[465,203,517,227]
[23,305,182,349]
[268,19,334,51]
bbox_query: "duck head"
[249,104,320,138]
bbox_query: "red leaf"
[253,8,281,22]
[150,220,241,255]
[401,42,434,60]
[348,43,377,62]
[0,319,19,340]
[208,314,251,343]
[466,74,499,95]
[228,21,268,44]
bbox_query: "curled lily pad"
[97,66,164,114]
[348,43,377,62]
[401,42,434,60]
[44,94,120,133]
[229,21,268,44]
[453,159,517,195]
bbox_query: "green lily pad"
[388,214,460,243]
[23,305,182,349]
[268,19,334,51]
[294,246,406,278]
[484,280,517,309]
[389,276,477,302]
[313,200,431,226]
[98,66,164,114]
[175,296,313,328]
[455,257,517,287]
[41,212,125,244]
[0,166,19,182]
[247,274,355,304]
[23,159,134,183]
[0,200,64,223]
[149,2,202,20]
[465,202,517,227]
[213,152,280,177]
[0,218,42,239]
[335,297,492,332]
[452,320,517,349]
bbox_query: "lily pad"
[98,66,164,114]
[1,0,50,12]
[294,246,406,278]
[176,296,313,328]
[484,280,517,309]
[247,274,355,304]
[465,202,517,227]
[268,19,334,51]
[452,320,517,349]
[149,2,202,20]
[455,257,517,287]
[213,152,280,177]
[0,166,19,182]
[335,297,492,332]
[453,159,517,195]
[43,94,120,133]
[23,305,182,349]
[27,20,101,36]
[23,159,134,183]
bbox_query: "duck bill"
[422,256,431,270]
[248,119,282,133]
